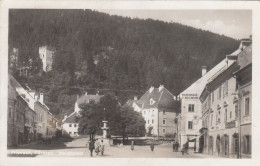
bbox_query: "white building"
[39,46,55,72]
[133,85,179,137]
[178,42,247,149]
[62,92,103,137]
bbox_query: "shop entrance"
[222,135,229,157]
[216,135,221,156]
[208,136,213,155]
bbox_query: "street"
[7,137,218,158]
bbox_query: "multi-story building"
[62,92,103,137]
[39,46,55,72]
[178,39,249,151]
[133,85,179,137]
[200,61,240,157]
[8,74,18,147]
[9,75,50,141]
[233,43,252,158]
[199,39,251,158]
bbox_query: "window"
[152,119,154,124]
[230,111,232,119]
[212,91,214,103]
[235,104,238,119]
[225,109,227,122]
[188,121,193,129]
[244,135,251,154]
[69,124,72,127]
[223,81,228,97]
[163,129,166,133]
[211,114,213,126]
[148,120,149,124]
[8,107,12,118]
[245,97,250,116]
[163,119,166,125]
[74,124,77,127]
[218,85,222,98]
[188,104,195,112]
[163,110,166,115]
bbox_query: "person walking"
[175,142,179,152]
[88,140,95,157]
[150,142,155,152]
[172,141,176,152]
[95,140,100,156]
[100,140,105,156]
[131,141,134,151]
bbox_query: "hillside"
[8,9,240,118]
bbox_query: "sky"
[97,10,252,40]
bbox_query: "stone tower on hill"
[39,46,55,72]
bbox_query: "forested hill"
[9,9,239,118]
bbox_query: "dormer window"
[150,98,155,105]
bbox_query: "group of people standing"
[88,139,105,157]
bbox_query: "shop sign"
[225,120,236,129]
[182,94,198,99]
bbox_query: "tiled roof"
[136,86,176,109]
[63,112,78,123]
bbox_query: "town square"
[4,7,253,160]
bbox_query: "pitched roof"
[77,94,103,107]
[63,112,78,123]
[136,86,176,109]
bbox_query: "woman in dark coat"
[89,140,95,157]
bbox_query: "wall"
[62,123,79,136]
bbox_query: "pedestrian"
[172,141,175,152]
[175,142,179,152]
[131,141,134,151]
[185,141,189,154]
[150,142,155,152]
[88,140,95,157]
[95,140,100,156]
[181,144,185,155]
[100,140,105,156]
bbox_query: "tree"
[77,95,145,140]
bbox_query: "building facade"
[234,44,252,158]
[200,62,240,158]
[8,74,18,147]
[178,39,249,151]
[199,39,252,158]
[39,46,55,72]
[133,85,179,137]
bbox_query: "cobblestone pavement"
[7,137,217,158]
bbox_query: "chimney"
[134,96,138,101]
[85,91,88,96]
[202,66,207,76]
[159,85,164,91]
[64,113,68,119]
[39,93,44,103]
[149,86,154,93]
[96,91,99,95]
[35,95,39,101]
